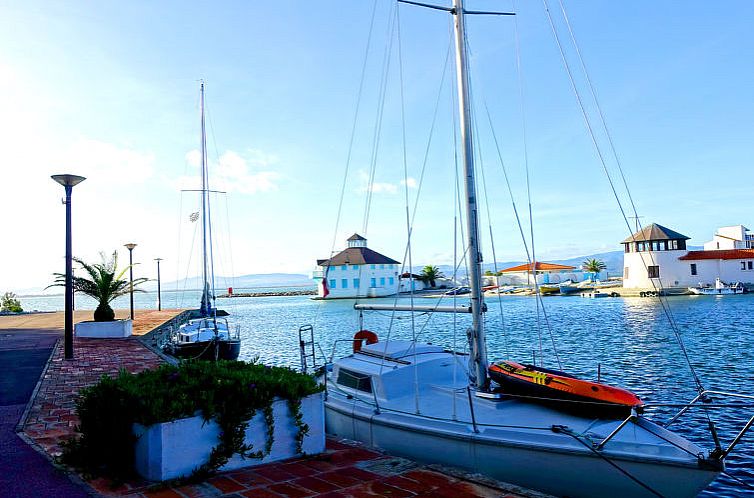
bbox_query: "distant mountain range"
[17,247,704,295]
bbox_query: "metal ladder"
[298,324,317,374]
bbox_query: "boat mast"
[199,81,211,316]
[451,0,488,389]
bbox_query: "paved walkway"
[0,326,89,498]
[2,311,536,498]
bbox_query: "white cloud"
[63,138,155,184]
[400,177,418,189]
[179,148,280,195]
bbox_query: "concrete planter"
[133,391,325,481]
[75,319,132,338]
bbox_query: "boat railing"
[594,390,754,459]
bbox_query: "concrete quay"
[0,310,542,498]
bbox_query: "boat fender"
[353,329,378,352]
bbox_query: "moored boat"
[689,278,744,295]
[164,82,240,361]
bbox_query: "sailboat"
[165,82,241,361]
[319,2,733,497]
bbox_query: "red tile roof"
[500,262,576,273]
[679,249,754,260]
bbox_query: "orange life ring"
[353,329,378,352]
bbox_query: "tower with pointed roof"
[621,223,690,289]
[312,234,401,299]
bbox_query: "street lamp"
[52,174,86,360]
[154,258,163,311]
[124,243,137,319]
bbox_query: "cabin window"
[336,368,372,393]
[329,279,336,289]
[647,266,660,279]
[690,264,697,276]
[624,267,629,279]
[353,278,360,288]
[341,279,348,288]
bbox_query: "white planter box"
[133,391,325,481]
[75,319,132,338]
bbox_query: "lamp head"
[51,174,86,187]
[124,243,137,251]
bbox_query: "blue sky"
[1,1,753,293]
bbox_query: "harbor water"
[16,289,753,496]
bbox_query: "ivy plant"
[61,360,323,483]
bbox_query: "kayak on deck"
[488,360,643,418]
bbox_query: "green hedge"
[62,360,323,483]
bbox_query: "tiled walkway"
[16,311,534,498]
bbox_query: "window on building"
[341,279,348,288]
[637,242,645,252]
[624,244,630,253]
[353,278,360,288]
[380,277,385,286]
[341,265,347,271]
[329,279,336,289]
[370,277,376,287]
[351,265,358,270]
[669,240,678,250]
[388,277,394,285]
[370,264,376,270]
[651,241,660,251]
[624,267,629,279]
[380,264,385,269]
[749,262,753,270]
[690,264,697,276]
[741,262,747,270]
[647,266,660,279]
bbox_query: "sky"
[1,0,753,294]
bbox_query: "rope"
[540,0,705,394]
[554,426,663,497]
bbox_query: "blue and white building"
[312,234,401,298]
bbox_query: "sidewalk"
[3,311,538,498]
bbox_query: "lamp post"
[124,243,137,319]
[154,258,163,311]
[52,174,86,360]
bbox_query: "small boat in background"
[689,278,745,295]
[538,283,560,295]
[558,280,581,295]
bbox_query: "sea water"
[16,290,753,496]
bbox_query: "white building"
[622,223,754,289]
[703,225,754,250]
[312,234,401,299]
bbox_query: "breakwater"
[218,290,316,298]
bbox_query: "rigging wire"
[540,0,705,393]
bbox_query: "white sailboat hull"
[325,399,718,498]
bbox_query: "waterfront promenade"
[0,310,538,498]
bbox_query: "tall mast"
[452,0,488,389]
[199,81,210,315]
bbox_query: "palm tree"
[581,258,607,280]
[49,251,148,322]
[420,265,445,288]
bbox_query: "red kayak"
[489,360,643,418]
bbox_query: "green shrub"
[61,360,323,483]
[0,292,23,313]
